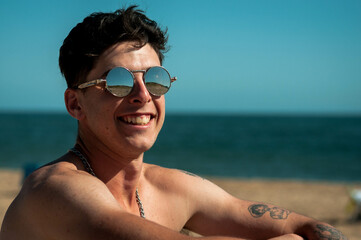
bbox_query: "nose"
[127,73,152,104]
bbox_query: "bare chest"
[126,187,189,231]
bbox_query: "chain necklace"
[69,147,145,218]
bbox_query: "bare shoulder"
[21,159,113,203]
[142,164,240,234]
[0,157,118,240]
[143,164,230,199]
[144,164,205,188]
[22,157,118,213]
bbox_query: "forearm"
[232,202,347,240]
[247,203,347,240]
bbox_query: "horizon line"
[1,109,361,117]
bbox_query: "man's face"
[77,42,166,157]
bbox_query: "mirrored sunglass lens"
[144,67,171,96]
[106,67,133,97]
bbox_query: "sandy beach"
[1,169,360,239]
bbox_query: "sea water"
[0,113,360,182]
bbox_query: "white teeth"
[122,115,151,125]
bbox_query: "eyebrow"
[105,65,157,74]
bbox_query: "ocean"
[0,113,360,182]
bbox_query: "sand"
[1,169,360,239]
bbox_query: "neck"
[74,138,144,209]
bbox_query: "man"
[0,6,346,240]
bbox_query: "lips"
[119,114,153,125]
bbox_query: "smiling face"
[74,42,166,158]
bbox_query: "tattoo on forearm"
[314,224,347,240]
[248,204,291,219]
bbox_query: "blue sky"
[0,0,360,114]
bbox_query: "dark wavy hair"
[59,5,168,88]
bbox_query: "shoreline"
[1,169,360,239]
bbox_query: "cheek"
[155,98,166,122]
[83,98,117,126]
[156,96,166,110]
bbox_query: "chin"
[126,137,157,154]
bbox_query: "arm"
[178,171,347,240]
[17,167,192,240]
[2,165,253,240]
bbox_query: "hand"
[300,222,348,240]
[313,223,347,240]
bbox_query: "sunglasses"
[77,66,177,97]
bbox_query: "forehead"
[101,42,160,69]
[87,42,160,80]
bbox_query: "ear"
[64,88,85,120]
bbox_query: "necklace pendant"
[136,188,145,218]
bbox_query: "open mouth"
[119,114,153,125]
